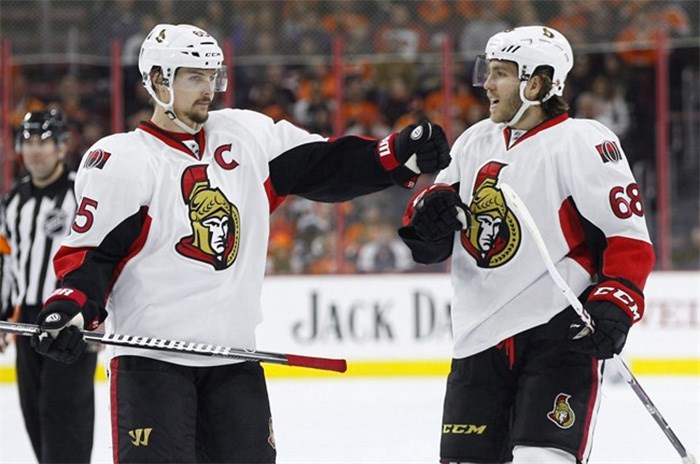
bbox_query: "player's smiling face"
[483,60,522,124]
[172,68,217,126]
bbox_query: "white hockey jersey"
[435,114,655,359]
[55,109,398,366]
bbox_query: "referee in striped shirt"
[0,109,96,463]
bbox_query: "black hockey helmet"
[15,109,67,152]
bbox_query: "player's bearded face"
[484,61,522,123]
[173,68,216,125]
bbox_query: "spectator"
[193,0,227,42]
[379,75,414,127]
[282,2,331,54]
[375,2,427,60]
[342,77,381,130]
[93,0,141,55]
[8,70,44,128]
[423,81,482,126]
[576,75,630,139]
[294,79,334,133]
[356,222,414,273]
[458,6,510,60]
[122,14,157,66]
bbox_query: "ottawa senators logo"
[175,165,240,270]
[460,162,520,268]
[83,149,111,170]
[547,393,576,429]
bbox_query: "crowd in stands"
[4,0,699,272]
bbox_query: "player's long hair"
[533,66,569,118]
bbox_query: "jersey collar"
[502,113,569,150]
[137,120,207,160]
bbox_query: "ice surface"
[1,373,698,463]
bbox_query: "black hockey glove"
[568,301,632,359]
[377,120,451,188]
[402,184,469,242]
[31,288,102,364]
[569,280,644,359]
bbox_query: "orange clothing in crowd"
[342,100,381,126]
[423,90,480,121]
[298,76,336,101]
[417,0,452,26]
[454,0,510,18]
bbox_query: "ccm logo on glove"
[590,285,641,321]
[377,133,400,170]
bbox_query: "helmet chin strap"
[504,82,540,128]
[146,79,202,135]
[504,81,556,128]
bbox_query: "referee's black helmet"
[15,109,67,152]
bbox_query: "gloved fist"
[403,184,469,242]
[568,301,632,359]
[31,288,94,364]
[377,120,451,188]
[396,121,450,174]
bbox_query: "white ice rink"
[1,372,698,463]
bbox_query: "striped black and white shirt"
[0,168,77,317]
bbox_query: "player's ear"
[525,75,544,101]
[150,68,168,98]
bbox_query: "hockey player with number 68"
[400,26,654,463]
[28,24,451,463]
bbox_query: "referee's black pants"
[16,305,98,463]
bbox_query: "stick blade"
[285,354,347,373]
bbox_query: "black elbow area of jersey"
[81,300,108,330]
[398,226,453,264]
[389,165,419,188]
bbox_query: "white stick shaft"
[500,184,594,331]
[500,183,693,463]
[0,320,347,372]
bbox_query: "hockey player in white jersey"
[400,26,655,463]
[30,24,450,463]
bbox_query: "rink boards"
[0,271,697,380]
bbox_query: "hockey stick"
[0,320,347,373]
[500,183,696,464]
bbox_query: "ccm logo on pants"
[442,424,487,434]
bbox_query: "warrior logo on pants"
[176,165,240,270]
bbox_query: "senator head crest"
[175,165,240,270]
[460,162,520,268]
